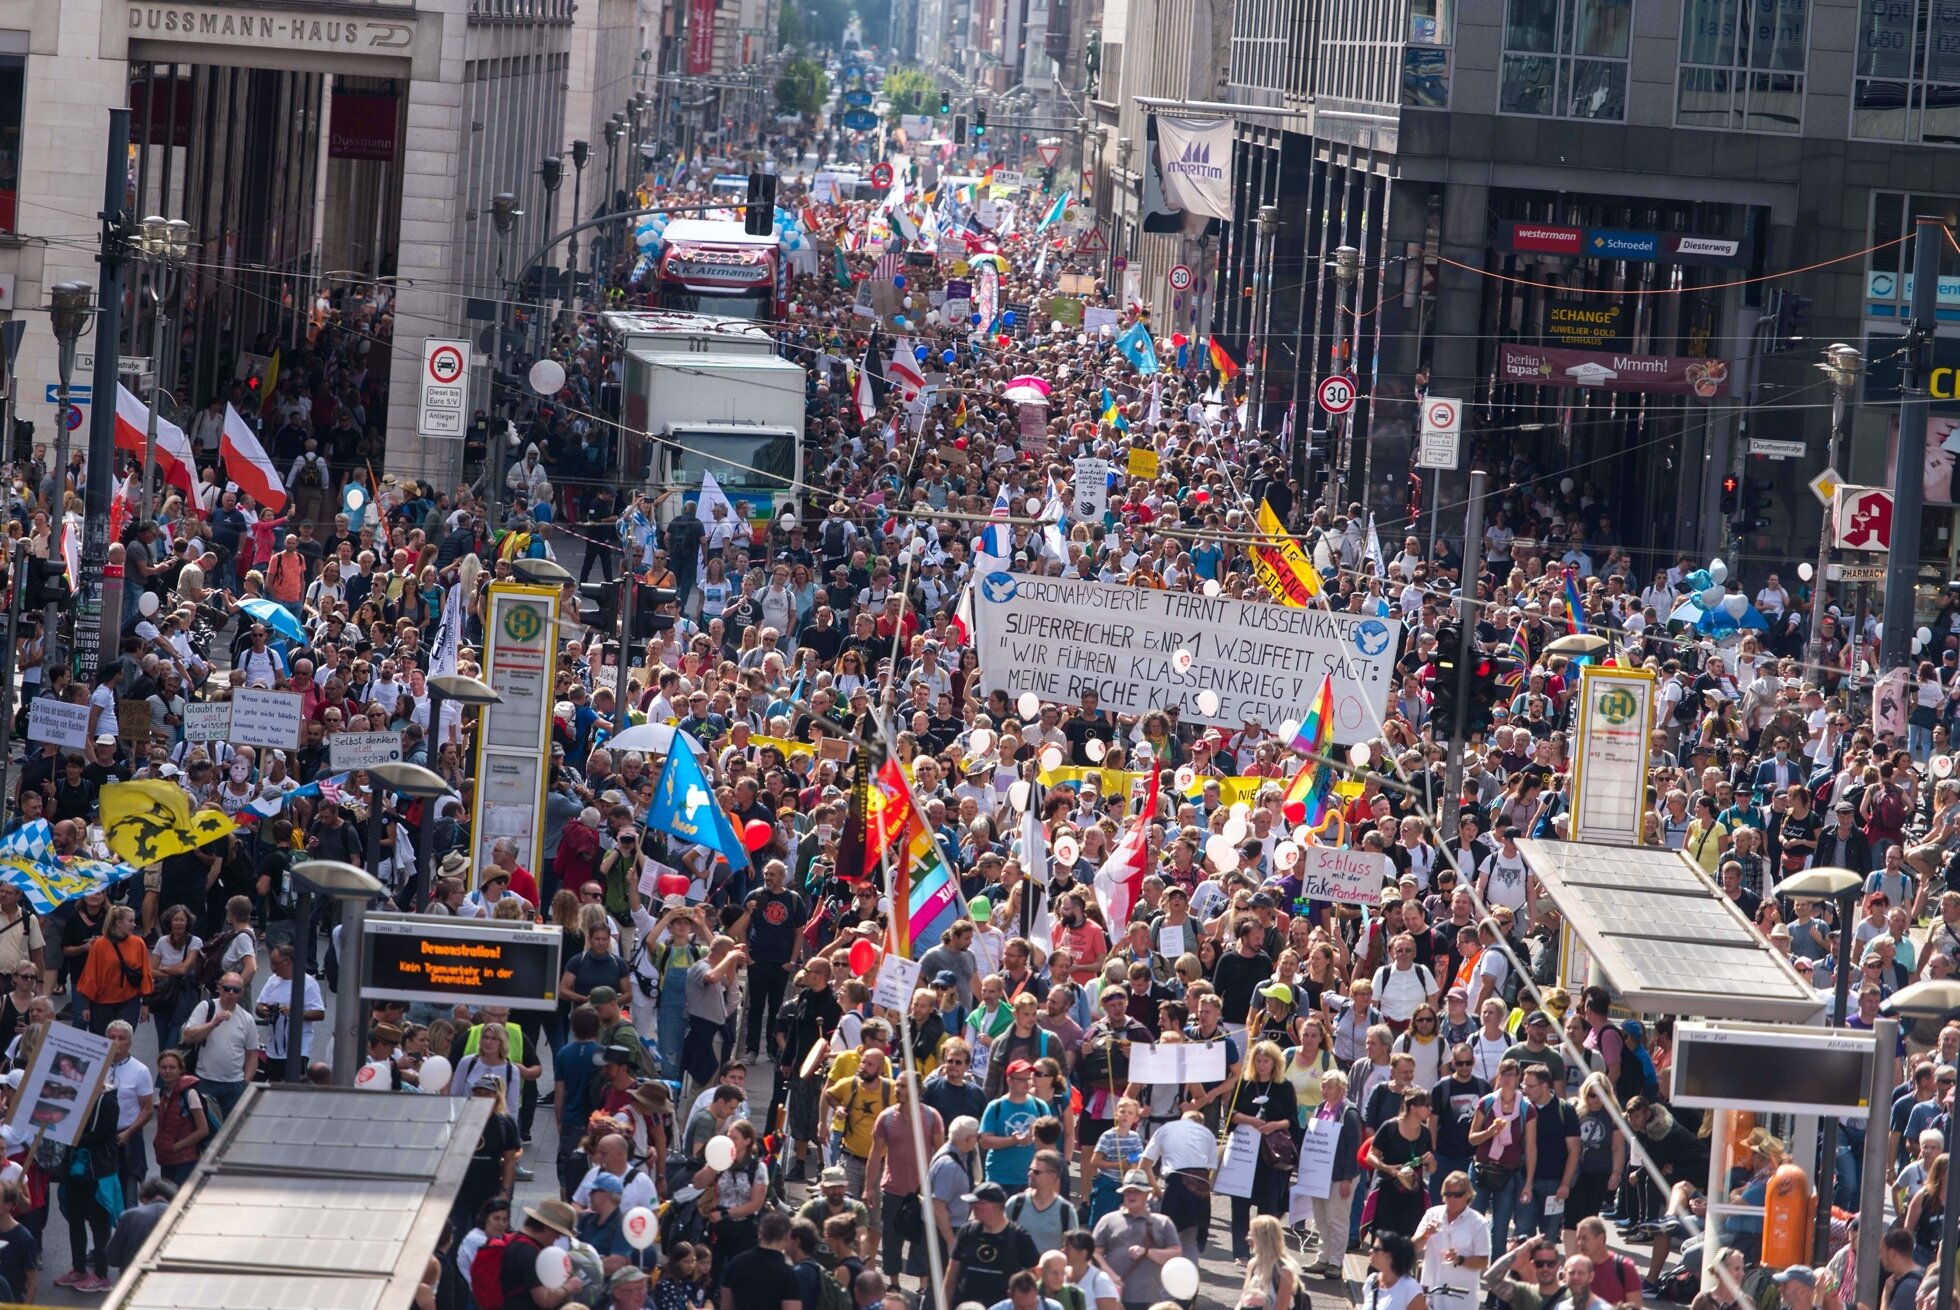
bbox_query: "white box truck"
[621,349,807,527]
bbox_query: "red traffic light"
[1720,474,1739,495]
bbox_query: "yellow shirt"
[825,1072,894,1159]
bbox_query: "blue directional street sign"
[842,109,879,132]
[44,384,91,405]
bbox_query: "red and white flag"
[853,366,876,424]
[888,356,924,400]
[219,403,288,511]
[1094,764,1160,935]
[112,384,196,498]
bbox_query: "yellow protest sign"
[1127,448,1159,479]
[1254,500,1324,604]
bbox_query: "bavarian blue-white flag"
[1115,321,1161,375]
[646,733,750,872]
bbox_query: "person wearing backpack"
[788,1217,855,1310]
[151,1049,215,1184]
[475,1198,585,1310]
[176,969,260,1119]
[1005,1148,1079,1252]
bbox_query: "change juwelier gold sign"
[360,913,563,1012]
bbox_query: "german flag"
[1208,338,1239,380]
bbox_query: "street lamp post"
[1252,204,1279,435]
[344,763,454,1083]
[45,281,91,675]
[289,860,385,1083]
[488,191,520,533]
[1775,866,1863,1261]
[565,140,590,323]
[134,216,192,519]
[536,157,563,361]
[1811,343,1863,679]
[1883,979,1960,1310]
[1328,245,1360,509]
[419,676,499,908]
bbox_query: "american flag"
[318,773,353,808]
[980,486,1013,557]
[874,244,904,283]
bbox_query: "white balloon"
[968,728,996,756]
[1174,766,1196,791]
[624,1205,659,1250]
[1203,579,1221,598]
[704,1135,736,1171]
[1085,738,1107,762]
[1195,689,1221,716]
[1277,719,1299,742]
[1914,638,1925,656]
[1053,835,1080,864]
[1700,585,1725,609]
[536,1247,573,1290]
[1026,497,1044,516]
[1722,593,1747,619]
[1291,824,1314,845]
[355,1060,389,1091]
[897,550,914,568]
[1798,563,1814,581]
[527,358,567,395]
[1274,840,1301,869]
[1349,742,1371,767]
[1221,817,1248,845]
[418,1056,451,1095]
[1230,802,1252,820]
[878,895,893,913]
[1039,745,1064,772]
[1709,558,1728,584]
[1162,1256,1201,1301]
[1204,834,1240,872]
[1558,477,1575,494]
[1008,780,1033,811]
[1172,649,1194,673]
[138,591,159,617]
[1920,627,1935,645]
[1017,691,1041,719]
[1937,755,1955,779]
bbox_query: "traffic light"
[1769,290,1812,354]
[938,90,951,114]
[27,558,68,609]
[1468,657,1505,732]
[954,113,968,144]
[743,171,778,236]
[1428,624,1459,733]
[1719,474,1740,518]
[973,107,987,138]
[1745,482,1774,532]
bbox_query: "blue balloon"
[914,345,930,362]
[971,313,982,325]
[894,274,907,289]
[895,316,908,327]
[942,349,957,365]
[1002,310,1016,326]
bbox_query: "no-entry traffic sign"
[1317,374,1357,415]
[1168,264,1193,292]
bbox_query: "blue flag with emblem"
[646,734,750,872]
[1115,321,1160,375]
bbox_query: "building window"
[1500,0,1633,119]
[1404,0,1453,106]
[0,56,18,234]
[1676,0,1807,131]
[1854,0,1960,144]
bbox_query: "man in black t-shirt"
[1520,1063,1579,1238]
[721,1211,801,1310]
[735,858,807,1059]
[944,1182,1039,1309]
[501,1199,585,1308]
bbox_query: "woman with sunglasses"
[1360,1230,1428,1310]
[1366,1087,1437,1241]
[0,962,37,1049]
[1565,1073,1626,1249]
[1394,1004,1449,1087]
[1227,1040,1300,1262]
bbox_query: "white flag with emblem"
[1153,116,1234,221]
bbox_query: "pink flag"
[219,404,288,510]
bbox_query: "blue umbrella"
[240,595,305,644]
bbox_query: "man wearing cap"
[798,1164,873,1241]
[1503,1012,1568,1090]
[1091,1171,1180,1310]
[575,1171,644,1277]
[502,1199,586,1307]
[585,988,653,1079]
[979,1058,1045,1188]
[943,1180,1040,1310]
[609,1266,651,1310]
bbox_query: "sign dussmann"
[127,2,414,50]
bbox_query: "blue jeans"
[1521,1176,1562,1237]
[1911,722,1936,763]
[1473,1168,1523,1249]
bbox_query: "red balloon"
[1282,801,1306,826]
[743,819,775,852]
[848,939,880,977]
[656,873,691,898]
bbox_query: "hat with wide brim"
[525,1198,580,1239]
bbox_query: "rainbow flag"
[1499,623,1528,689]
[1562,566,1587,635]
[1283,674,1337,827]
[869,759,965,957]
[1208,338,1239,380]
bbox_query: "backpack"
[799,1257,854,1310]
[186,1085,223,1137]
[822,517,848,558]
[470,1231,539,1310]
[197,929,246,995]
[1613,1021,1660,1105]
[1005,1192,1078,1234]
[296,457,325,491]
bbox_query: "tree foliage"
[776,57,831,115]
[882,66,937,117]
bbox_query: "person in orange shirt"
[78,905,151,1036]
[1048,891,1108,986]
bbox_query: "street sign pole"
[1885,215,1943,671]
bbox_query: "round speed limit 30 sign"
[428,343,467,386]
[1317,373,1357,415]
[1168,264,1193,292]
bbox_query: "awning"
[104,1085,489,1310]
[1519,838,1825,1024]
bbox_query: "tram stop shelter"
[1517,838,1825,1023]
[102,1084,489,1309]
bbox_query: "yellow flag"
[1255,500,1325,603]
[100,781,237,867]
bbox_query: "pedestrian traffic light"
[938,90,951,114]
[954,113,968,144]
[27,557,68,609]
[1746,482,1774,532]
[1770,291,1812,354]
[1720,474,1740,517]
[743,171,777,236]
[973,108,987,137]
[1468,658,1505,731]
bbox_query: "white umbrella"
[605,722,706,757]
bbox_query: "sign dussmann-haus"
[127,2,414,50]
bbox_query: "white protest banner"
[1126,1041,1229,1085]
[1154,116,1234,221]
[26,699,90,750]
[8,1021,112,1149]
[1158,922,1185,959]
[1216,1123,1261,1198]
[229,688,305,750]
[872,954,923,1012]
[1073,456,1111,521]
[1295,1114,1340,1200]
[1083,307,1120,336]
[971,574,1394,737]
[182,702,232,742]
[330,731,404,771]
[1296,844,1391,906]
